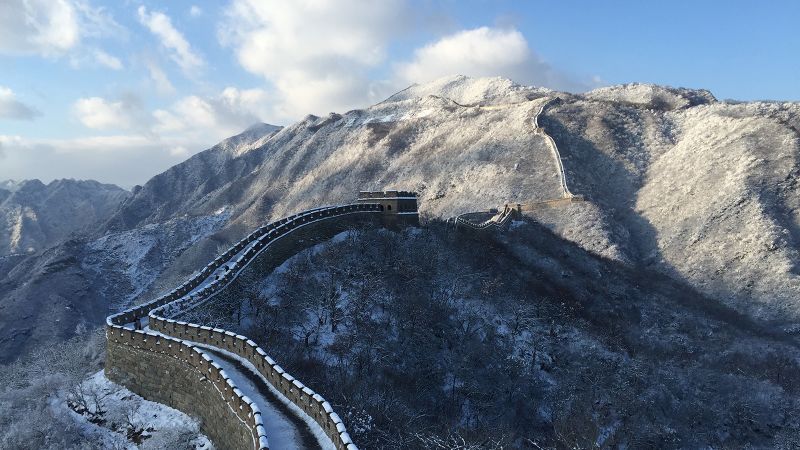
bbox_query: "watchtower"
[357,190,419,227]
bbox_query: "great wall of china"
[105,192,418,450]
[103,97,580,448]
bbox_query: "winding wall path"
[532,99,574,199]
[106,203,402,450]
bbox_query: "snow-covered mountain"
[0,179,129,255]
[537,88,800,323]
[2,75,799,363]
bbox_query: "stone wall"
[106,335,257,450]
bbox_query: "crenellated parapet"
[106,196,418,450]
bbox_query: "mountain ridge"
[1,75,799,363]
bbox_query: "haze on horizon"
[1,0,798,187]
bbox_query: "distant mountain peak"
[0,178,129,255]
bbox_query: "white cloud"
[0,0,79,56]
[145,60,176,95]
[92,49,122,70]
[72,97,135,130]
[165,96,216,129]
[397,27,528,83]
[219,87,272,123]
[0,87,41,120]
[138,6,203,72]
[70,86,269,150]
[0,0,123,57]
[189,6,203,17]
[72,0,126,39]
[396,26,587,92]
[169,145,189,157]
[216,4,585,119]
[219,0,410,119]
[153,87,270,136]
[151,108,183,133]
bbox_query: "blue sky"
[1,0,798,187]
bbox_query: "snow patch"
[61,371,213,450]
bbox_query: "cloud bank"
[394,26,584,91]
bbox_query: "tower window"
[387,204,392,210]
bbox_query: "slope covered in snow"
[62,371,212,449]
[3,75,800,449]
[384,74,552,106]
[106,75,566,232]
[0,209,231,363]
[539,94,800,322]
[585,83,715,110]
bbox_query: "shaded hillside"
[0,211,231,363]
[180,221,800,449]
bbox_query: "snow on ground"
[59,371,213,450]
[142,324,335,449]
[0,179,22,192]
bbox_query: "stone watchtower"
[357,190,419,227]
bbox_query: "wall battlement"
[106,197,417,450]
